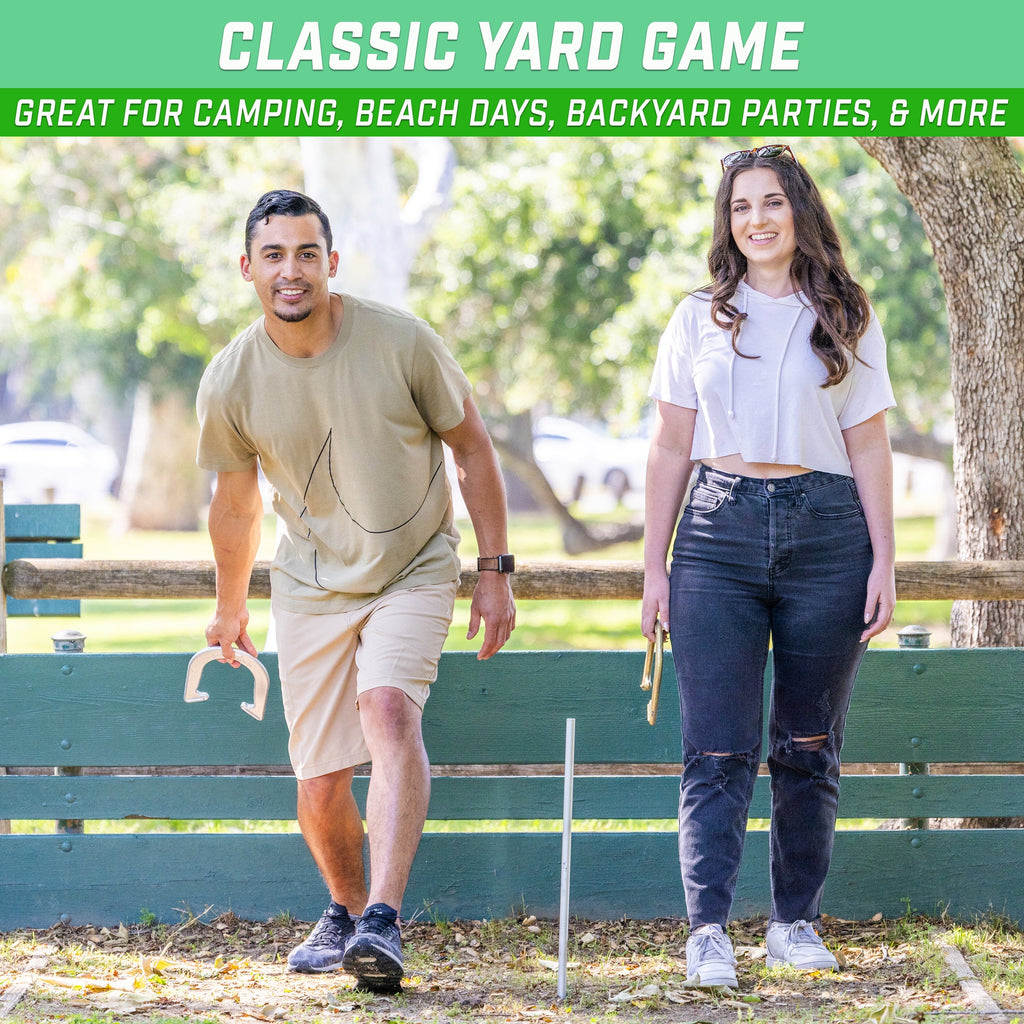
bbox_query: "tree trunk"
[119,384,209,531]
[299,137,454,304]
[858,137,1024,646]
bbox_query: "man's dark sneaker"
[287,905,356,973]
[342,904,403,992]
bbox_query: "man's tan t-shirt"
[196,293,472,613]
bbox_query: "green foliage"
[0,136,951,451]
[411,137,949,441]
[0,137,303,421]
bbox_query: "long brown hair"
[707,153,871,387]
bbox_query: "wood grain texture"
[4,646,1024,928]
[9,558,1024,600]
[2,830,1023,929]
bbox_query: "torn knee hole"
[791,734,828,752]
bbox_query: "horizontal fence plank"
[2,830,1022,929]
[0,651,683,767]
[8,558,1024,601]
[4,649,1024,767]
[5,773,1024,823]
[2,504,80,542]
[5,543,83,560]
[4,544,83,617]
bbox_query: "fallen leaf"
[36,975,112,993]
[609,983,659,1002]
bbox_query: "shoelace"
[781,920,819,948]
[359,913,399,937]
[306,913,351,949]
[692,927,734,963]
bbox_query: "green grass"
[4,507,951,654]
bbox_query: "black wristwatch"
[477,554,516,574]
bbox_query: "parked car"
[532,416,649,504]
[0,420,120,504]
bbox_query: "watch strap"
[477,554,515,573]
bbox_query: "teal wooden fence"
[2,646,1023,929]
[1,503,81,618]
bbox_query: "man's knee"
[358,686,425,748]
[298,767,356,806]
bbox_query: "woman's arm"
[642,401,697,641]
[843,410,896,642]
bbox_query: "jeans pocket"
[800,478,863,519]
[685,480,732,516]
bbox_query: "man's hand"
[205,608,259,667]
[467,572,516,660]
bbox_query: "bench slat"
[4,650,1024,767]
[5,773,1023,823]
[3,504,80,542]
[2,829,1022,930]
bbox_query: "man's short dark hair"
[244,190,333,255]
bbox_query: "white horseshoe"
[184,647,269,721]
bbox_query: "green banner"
[3,89,1019,137]
[0,1,1018,137]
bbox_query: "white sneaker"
[685,923,738,988]
[765,919,839,970]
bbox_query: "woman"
[642,144,896,987]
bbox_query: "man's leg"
[296,767,369,912]
[356,687,431,912]
[342,581,456,991]
[273,601,371,973]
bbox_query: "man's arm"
[439,397,516,660]
[205,466,264,664]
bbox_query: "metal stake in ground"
[557,717,576,1001]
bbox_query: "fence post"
[897,625,931,830]
[52,629,87,835]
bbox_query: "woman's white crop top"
[648,281,896,476]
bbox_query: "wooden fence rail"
[7,558,1024,602]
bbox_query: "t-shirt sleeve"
[837,310,897,429]
[410,322,474,433]
[648,298,699,409]
[195,367,259,473]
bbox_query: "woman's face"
[728,166,797,278]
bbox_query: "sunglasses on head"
[720,144,797,171]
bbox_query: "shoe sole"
[287,959,347,974]
[342,942,403,993]
[765,954,838,971]
[687,966,738,988]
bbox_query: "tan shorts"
[273,581,457,780]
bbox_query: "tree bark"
[119,384,209,531]
[299,137,455,304]
[857,137,1024,646]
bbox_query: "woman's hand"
[642,571,670,642]
[861,560,896,642]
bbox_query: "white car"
[0,420,120,504]
[533,416,649,504]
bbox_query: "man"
[196,190,516,992]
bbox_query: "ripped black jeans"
[669,465,873,927]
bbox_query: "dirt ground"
[2,912,1022,1024]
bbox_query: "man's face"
[240,213,339,324]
